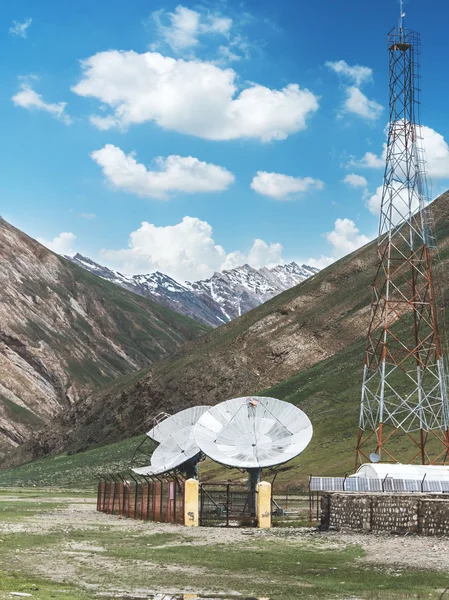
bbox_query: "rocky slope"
[0,217,207,457]
[68,254,318,327]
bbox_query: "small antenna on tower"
[399,0,406,31]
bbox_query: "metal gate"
[199,483,256,527]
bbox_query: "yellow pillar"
[184,478,199,527]
[256,481,271,529]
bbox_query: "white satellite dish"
[146,405,208,444]
[132,405,209,476]
[132,464,165,477]
[370,452,381,464]
[194,396,313,469]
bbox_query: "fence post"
[111,476,117,514]
[256,481,271,529]
[96,479,103,512]
[184,478,199,527]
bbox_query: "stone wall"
[321,493,449,536]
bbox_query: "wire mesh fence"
[97,476,184,524]
[271,486,310,525]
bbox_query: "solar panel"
[194,396,313,469]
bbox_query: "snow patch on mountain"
[67,254,319,327]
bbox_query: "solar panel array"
[309,476,449,494]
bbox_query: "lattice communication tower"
[355,19,449,468]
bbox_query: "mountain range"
[11,191,448,477]
[0,217,207,458]
[67,254,319,327]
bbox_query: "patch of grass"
[71,529,180,548]
[0,571,92,600]
[0,488,93,498]
[88,533,449,599]
[0,396,43,426]
[0,436,145,487]
[0,500,63,520]
[67,358,111,386]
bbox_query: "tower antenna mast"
[399,0,405,32]
[355,16,449,468]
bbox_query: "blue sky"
[2,0,449,281]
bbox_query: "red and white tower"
[355,15,449,468]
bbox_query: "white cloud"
[38,232,77,256]
[325,60,372,86]
[80,213,96,220]
[349,150,385,169]
[153,6,232,53]
[326,59,382,122]
[366,184,384,216]
[419,125,449,179]
[350,125,449,179]
[218,44,241,62]
[9,18,32,38]
[89,114,119,130]
[343,173,368,188]
[220,239,283,271]
[306,255,334,270]
[250,171,324,200]
[307,218,370,269]
[100,217,283,281]
[91,144,234,200]
[343,86,383,121]
[154,6,200,52]
[72,50,319,141]
[12,81,71,124]
[366,182,420,226]
[151,5,249,63]
[204,15,233,36]
[216,32,252,64]
[325,218,370,255]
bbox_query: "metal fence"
[309,475,449,494]
[271,487,310,524]
[199,483,256,527]
[97,475,184,524]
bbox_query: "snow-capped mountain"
[67,254,319,327]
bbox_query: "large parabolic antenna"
[131,405,209,476]
[194,396,313,469]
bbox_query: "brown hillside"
[0,217,208,457]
